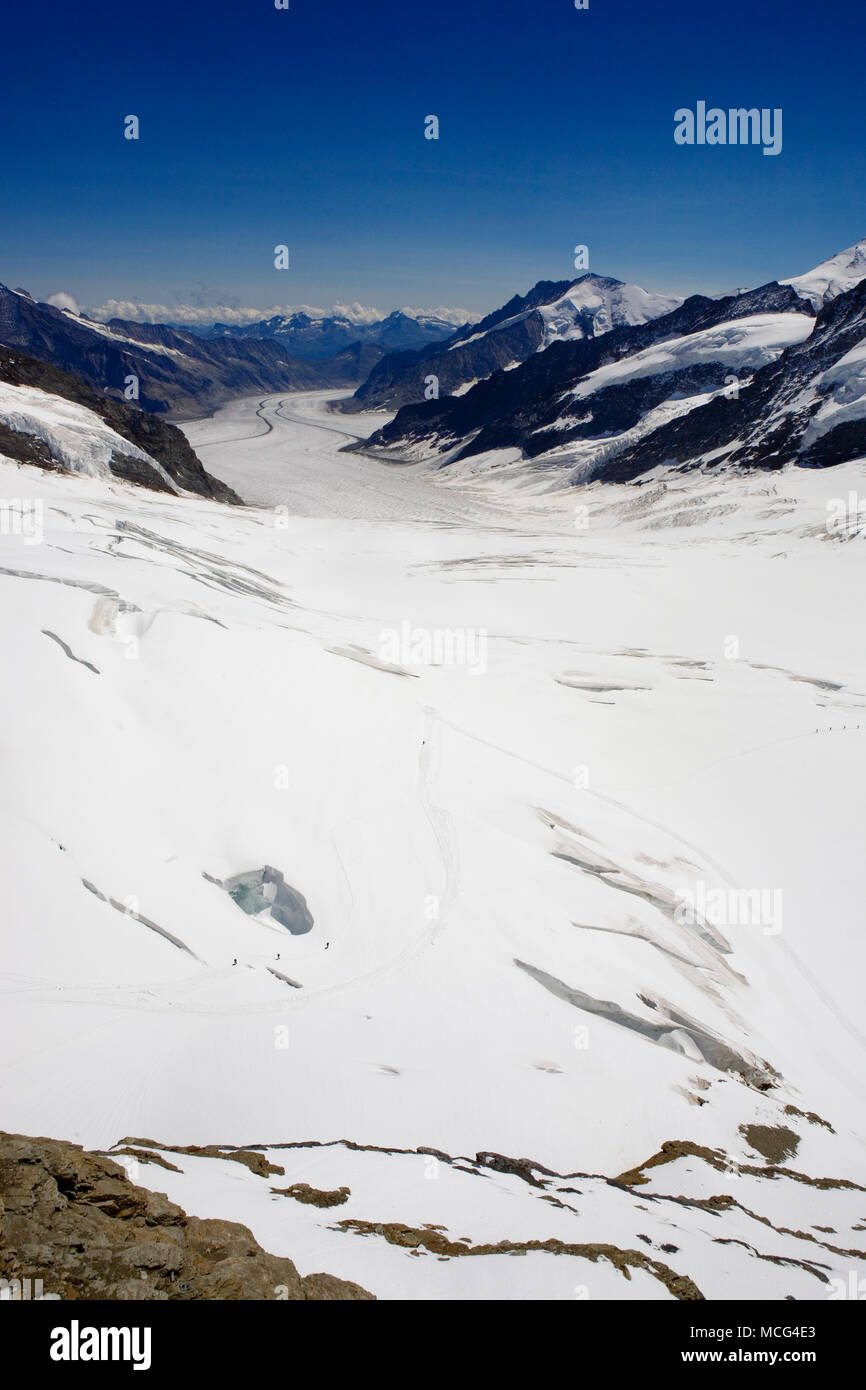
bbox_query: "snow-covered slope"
[1,390,865,1300]
[782,238,866,309]
[569,314,812,396]
[0,345,238,500]
[537,278,680,346]
[0,380,176,487]
[801,337,866,446]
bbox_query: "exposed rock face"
[738,1124,801,1165]
[0,415,59,472]
[271,1183,351,1208]
[0,346,240,502]
[332,1217,703,1300]
[0,1132,374,1300]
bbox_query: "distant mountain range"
[0,286,386,419]
[206,308,459,358]
[351,241,866,483]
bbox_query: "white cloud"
[46,291,80,314]
[85,300,287,327]
[328,302,381,324]
[83,299,474,329]
[400,305,473,325]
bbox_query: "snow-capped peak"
[537,275,681,346]
[446,276,681,355]
[781,238,866,309]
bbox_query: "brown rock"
[271,1183,350,1208]
[0,1131,373,1301]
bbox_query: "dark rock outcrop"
[0,1131,374,1300]
[271,1183,351,1208]
[0,345,240,501]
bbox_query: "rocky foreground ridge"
[0,1131,373,1300]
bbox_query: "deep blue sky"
[2,0,864,320]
